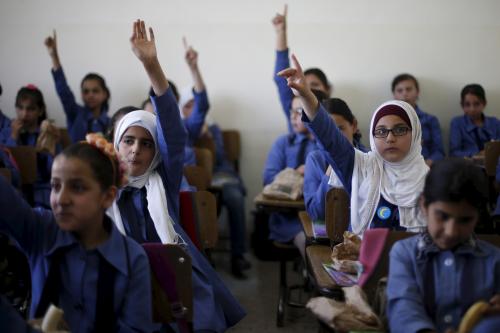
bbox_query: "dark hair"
[147,80,179,101]
[460,84,486,105]
[60,142,119,190]
[323,98,355,123]
[423,158,488,211]
[391,73,419,92]
[304,68,330,91]
[15,86,47,125]
[0,83,2,96]
[81,73,111,110]
[141,99,152,110]
[310,89,328,105]
[106,106,140,141]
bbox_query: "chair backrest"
[484,141,500,177]
[477,233,500,247]
[179,191,218,252]
[222,129,241,172]
[58,128,73,149]
[0,168,11,184]
[183,166,210,191]
[142,243,193,327]
[325,188,350,244]
[194,137,216,166]
[193,147,213,184]
[8,146,37,185]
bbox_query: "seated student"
[278,55,428,236]
[0,136,154,332]
[392,73,444,165]
[272,5,332,133]
[387,158,500,333]
[0,85,60,208]
[177,41,251,278]
[450,84,500,158]
[45,31,111,142]
[263,87,327,258]
[0,83,11,132]
[108,20,245,332]
[304,98,367,221]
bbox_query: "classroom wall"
[1,0,500,220]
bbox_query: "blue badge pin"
[377,206,391,220]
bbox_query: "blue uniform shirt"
[415,106,444,161]
[183,89,210,146]
[0,111,10,132]
[449,114,500,157]
[0,176,155,333]
[274,49,295,133]
[51,68,110,142]
[387,234,500,333]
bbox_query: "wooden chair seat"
[222,129,241,172]
[183,165,210,191]
[8,146,37,185]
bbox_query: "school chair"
[325,188,350,245]
[194,137,216,167]
[183,165,211,191]
[142,243,193,333]
[179,191,218,256]
[57,128,72,149]
[193,147,213,185]
[9,146,37,205]
[484,141,500,177]
[222,129,241,173]
[0,168,11,184]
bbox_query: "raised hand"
[272,4,287,34]
[44,30,58,57]
[130,19,157,64]
[183,37,198,70]
[10,119,24,140]
[278,54,319,117]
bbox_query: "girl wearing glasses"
[278,55,428,235]
[45,31,111,143]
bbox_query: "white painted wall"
[1,0,500,217]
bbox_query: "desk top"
[254,192,305,210]
[306,245,342,297]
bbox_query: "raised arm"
[182,38,210,143]
[44,30,61,70]
[304,151,331,221]
[272,5,294,131]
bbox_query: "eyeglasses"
[373,126,411,138]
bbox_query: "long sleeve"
[387,241,436,333]
[51,67,80,128]
[0,126,17,146]
[303,106,355,194]
[274,49,294,132]
[427,115,445,161]
[152,88,187,221]
[262,136,287,185]
[304,151,330,221]
[449,117,472,157]
[184,89,210,145]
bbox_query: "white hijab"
[107,110,178,244]
[349,100,428,236]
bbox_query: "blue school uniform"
[0,111,10,132]
[263,133,317,242]
[387,233,500,333]
[0,295,40,333]
[51,68,110,142]
[0,127,59,208]
[415,106,444,161]
[274,49,295,133]
[116,89,245,332]
[449,114,500,157]
[303,106,406,231]
[0,176,155,333]
[495,157,500,216]
[183,89,210,146]
[304,141,368,221]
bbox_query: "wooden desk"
[306,245,342,298]
[299,211,330,246]
[254,193,305,213]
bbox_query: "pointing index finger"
[283,4,288,17]
[291,53,303,74]
[183,36,189,51]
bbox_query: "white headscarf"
[349,100,428,235]
[107,110,178,244]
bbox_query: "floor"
[211,239,319,333]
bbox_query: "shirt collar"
[291,132,311,144]
[416,232,487,260]
[463,114,485,132]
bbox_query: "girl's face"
[16,98,42,128]
[393,79,419,107]
[81,79,108,110]
[182,99,195,118]
[118,126,155,177]
[373,115,412,163]
[421,199,478,250]
[143,101,154,114]
[462,93,485,121]
[331,114,356,144]
[290,97,308,134]
[305,73,329,94]
[50,156,116,233]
